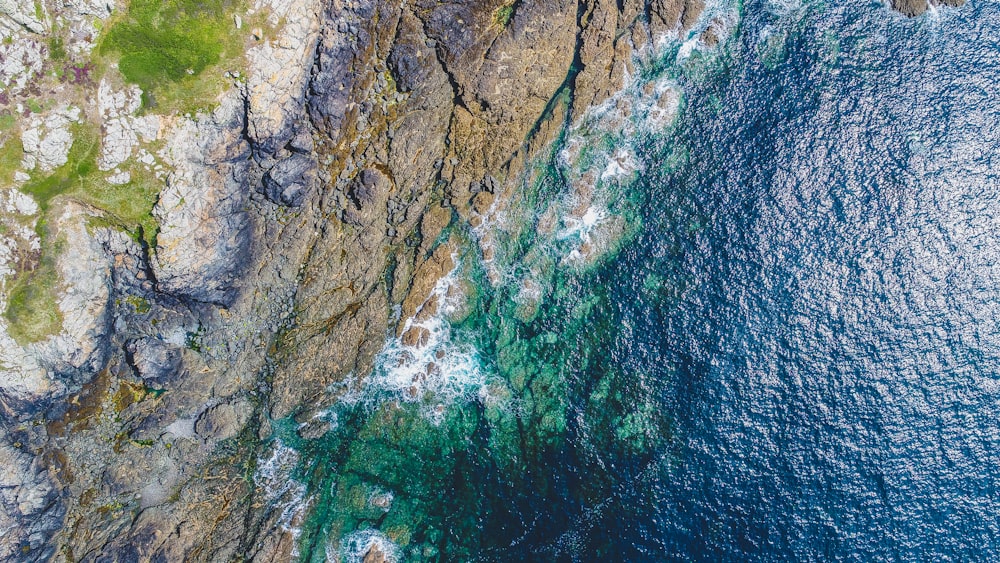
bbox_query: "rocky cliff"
[0,0,964,560]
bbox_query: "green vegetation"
[0,114,16,130]
[492,1,516,30]
[185,325,205,352]
[125,295,151,314]
[4,230,63,344]
[99,0,247,113]
[48,35,66,61]
[0,136,23,186]
[20,126,98,210]
[5,125,161,344]
[20,124,160,241]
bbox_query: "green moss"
[125,295,151,314]
[185,325,204,352]
[99,0,246,114]
[492,1,516,30]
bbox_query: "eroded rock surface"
[152,93,252,307]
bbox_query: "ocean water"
[269,0,1000,560]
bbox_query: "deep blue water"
[616,0,1000,559]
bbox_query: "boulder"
[126,338,182,383]
[263,153,317,207]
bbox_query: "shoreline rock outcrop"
[0,0,964,559]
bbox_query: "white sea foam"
[642,81,682,131]
[255,441,309,552]
[558,204,606,243]
[298,407,339,434]
[676,33,702,60]
[348,259,486,420]
[601,148,640,180]
[765,0,807,18]
[331,529,400,563]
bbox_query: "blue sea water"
[282,1,1000,560]
[617,0,1000,559]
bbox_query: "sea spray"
[331,529,400,563]
[340,255,488,421]
[255,441,310,554]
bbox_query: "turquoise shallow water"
[265,1,1000,560]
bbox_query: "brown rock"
[364,544,388,563]
[400,241,456,326]
[419,204,452,255]
[648,0,705,39]
[891,0,965,16]
[472,191,495,215]
[401,326,430,348]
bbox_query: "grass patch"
[21,124,100,210]
[5,125,162,343]
[0,136,23,186]
[48,35,66,61]
[5,229,63,344]
[98,0,247,114]
[20,124,160,238]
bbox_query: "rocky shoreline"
[0,0,965,560]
